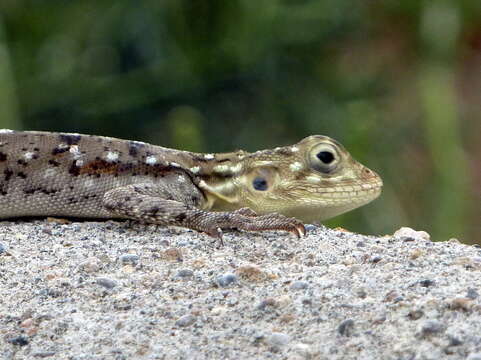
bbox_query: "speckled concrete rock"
[1,220,480,359]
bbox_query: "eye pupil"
[253,177,268,191]
[317,151,334,164]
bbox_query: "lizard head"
[200,135,383,223]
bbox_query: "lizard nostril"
[362,168,377,179]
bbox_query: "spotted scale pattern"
[0,130,310,237]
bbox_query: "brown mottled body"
[0,130,382,238]
[0,130,201,218]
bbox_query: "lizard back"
[0,130,202,219]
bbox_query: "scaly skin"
[0,130,382,238]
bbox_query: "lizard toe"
[234,208,258,217]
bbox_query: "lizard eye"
[252,177,268,191]
[309,143,339,173]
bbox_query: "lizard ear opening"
[308,143,340,174]
[248,167,277,192]
[252,177,268,191]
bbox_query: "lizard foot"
[196,211,306,239]
[103,185,306,240]
[235,212,306,238]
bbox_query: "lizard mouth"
[284,176,383,202]
[314,176,383,197]
[281,178,382,222]
[328,179,383,200]
[277,176,382,220]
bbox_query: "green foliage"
[0,0,479,242]
[0,16,20,130]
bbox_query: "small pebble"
[119,254,140,265]
[407,309,424,320]
[0,243,6,254]
[216,273,237,287]
[32,351,56,358]
[293,343,313,357]
[338,319,355,336]
[449,297,472,311]
[177,240,190,247]
[8,336,29,346]
[304,224,317,231]
[162,248,183,261]
[176,269,194,278]
[277,295,292,307]
[20,318,34,328]
[267,332,290,346]
[96,277,117,289]
[410,249,424,259]
[356,288,367,298]
[175,315,196,327]
[210,306,227,316]
[393,227,430,242]
[80,258,100,273]
[419,279,435,287]
[384,290,400,302]
[257,298,277,310]
[467,353,481,360]
[448,335,463,346]
[227,297,239,306]
[290,281,309,290]
[301,297,312,305]
[252,332,265,345]
[418,320,444,337]
[467,288,479,299]
[236,265,264,281]
[372,314,386,324]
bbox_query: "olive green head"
[200,135,383,222]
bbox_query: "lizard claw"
[205,227,224,247]
[233,212,306,238]
[283,221,306,238]
[293,223,306,238]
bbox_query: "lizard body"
[0,130,382,237]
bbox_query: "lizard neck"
[185,150,249,211]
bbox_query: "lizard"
[0,129,382,238]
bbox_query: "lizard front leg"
[102,183,305,238]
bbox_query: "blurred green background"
[0,0,479,243]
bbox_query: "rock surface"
[1,220,480,359]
